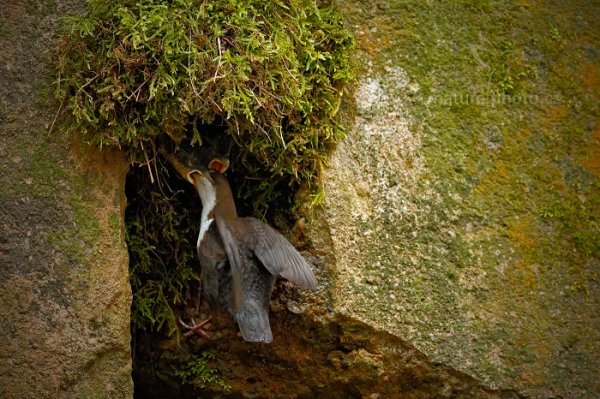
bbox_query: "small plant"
[174,351,231,390]
[489,38,538,95]
[549,26,561,42]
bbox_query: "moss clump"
[55,0,353,201]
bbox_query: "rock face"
[2,0,598,398]
[0,1,133,398]
[310,1,600,398]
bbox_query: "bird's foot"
[178,315,212,338]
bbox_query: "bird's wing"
[196,225,228,309]
[243,217,317,289]
[214,218,245,312]
[214,217,275,343]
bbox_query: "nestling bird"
[161,131,317,342]
[159,124,232,175]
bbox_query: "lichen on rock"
[0,2,133,397]
[308,1,600,397]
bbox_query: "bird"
[159,123,233,175]
[161,130,317,342]
[159,127,233,338]
[187,169,317,343]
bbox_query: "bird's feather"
[242,217,317,289]
[235,300,273,343]
[192,169,317,344]
[215,219,245,313]
[197,222,229,310]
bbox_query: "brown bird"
[188,169,317,343]
[159,125,232,175]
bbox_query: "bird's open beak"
[186,169,204,186]
[208,158,230,174]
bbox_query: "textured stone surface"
[0,1,133,398]
[306,1,600,398]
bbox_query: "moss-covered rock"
[0,1,132,397]
[307,0,599,397]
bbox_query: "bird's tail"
[235,304,273,343]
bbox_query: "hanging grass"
[55,0,353,197]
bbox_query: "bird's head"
[207,158,229,174]
[187,169,236,217]
[159,127,232,182]
[187,168,214,195]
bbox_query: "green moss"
[55,0,353,210]
[107,210,123,247]
[333,0,600,393]
[71,192,102,241]
[55,0,353,337]
[173,351,230,390]
[126,167,201,337]
[45,189,102,267]
[54,0,353,338]
[19,137,69,196]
